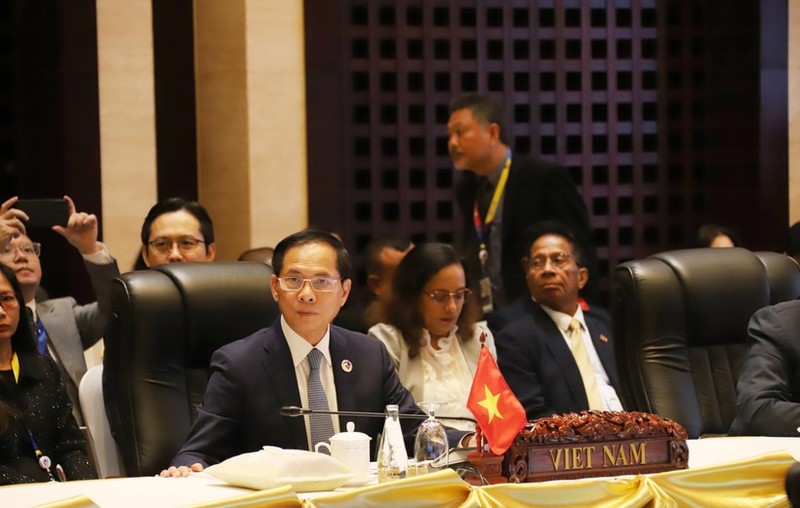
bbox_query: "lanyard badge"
[14,354,59,482]
[472,156,512,314]
[27,429,55,481]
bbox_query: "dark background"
[0,0,788,305]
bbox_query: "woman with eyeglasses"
[367,243,496,431]
[0,264,95,484]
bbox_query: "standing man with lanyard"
[448,94,596,313]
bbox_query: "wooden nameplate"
[505,410,689,483]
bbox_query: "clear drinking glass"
[413,401,449,475]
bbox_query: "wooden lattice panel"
[306,0,767,293]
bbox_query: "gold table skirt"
[28,450,791,508]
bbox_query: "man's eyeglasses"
[424,288,472,304]
[148,237,205,254]
[529,252,576,272]
[277,276,341,292]
[0,242,41,260]
[0,293,20,310]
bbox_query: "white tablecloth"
[1,475,252,508]
[687,435,800,468]
[2,436,799,507]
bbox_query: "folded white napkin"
[204,446,353,492]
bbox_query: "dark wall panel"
[305,0,788,296]
[3,0,101,303]
[152,0,198,201]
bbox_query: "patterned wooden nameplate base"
[505,410,689,483]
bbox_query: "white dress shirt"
[539,305,623,411]
[280,316,341,449]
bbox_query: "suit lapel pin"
[600,334,609,343]
[341,359,353,373]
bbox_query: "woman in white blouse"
[367,243,496,431]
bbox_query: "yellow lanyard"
[11,352,19,382]
[483,157,511,226]
[473,156,512,249]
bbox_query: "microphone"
[281,406,424,420]
[280,406,476,423]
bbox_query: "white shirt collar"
[26,301,38,322]
[539,303,586,334]
[280,315,333,368]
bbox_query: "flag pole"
[475,331,487,454]
[465,330,508,483]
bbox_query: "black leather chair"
[611,248,800,438]
[787,462,800,507]
[103,262,279,476]
[755,250,800,304]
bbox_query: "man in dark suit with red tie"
[161,230,467,477]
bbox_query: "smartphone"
[14,199,70,229]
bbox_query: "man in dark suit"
[729,300,800,436]
[448,94,596,311]
[161,230,466,477]
[495,221,622,420]
[487,292,610,337]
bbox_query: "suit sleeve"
[72,258,121,349]
[735,305,800,436]
[171,348,243,467]
[496,324,553,420]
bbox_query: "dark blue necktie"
[25,307,47,356]
[35,316,48,356]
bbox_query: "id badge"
[478,247,489,267]
[479,276,493,314]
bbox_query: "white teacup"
[315,421,372,481]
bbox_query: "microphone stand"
[281,406,424,419]
[280,406,476,423]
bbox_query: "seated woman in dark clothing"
[0,264,96,484]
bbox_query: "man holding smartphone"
[0,195,120,426]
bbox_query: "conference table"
[2,436,798,507]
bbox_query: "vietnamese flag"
[466,345,527,455]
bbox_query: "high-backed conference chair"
[755,250,800,304]
[611,248,800,439]
[103,262,279,477]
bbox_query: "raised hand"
[0,196,28,251]
[52,196,101,255]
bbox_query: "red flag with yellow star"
[466,345,527,455]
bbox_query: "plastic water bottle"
[376,404,408,482]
